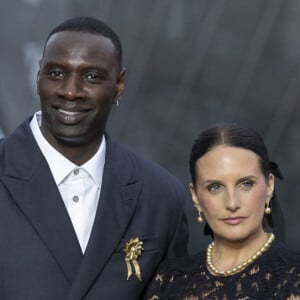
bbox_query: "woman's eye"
[240,181,254,190]
[207,184,222,193]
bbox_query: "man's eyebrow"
[41,61,64,68]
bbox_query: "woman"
[143,124,300,299]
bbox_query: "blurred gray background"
[1,0,299,253]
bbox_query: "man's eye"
[85,73,101,81]
[207,184,222,193]
[49,70,64,78]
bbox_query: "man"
[0,17,188,299]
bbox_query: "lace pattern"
[143,241,300,300]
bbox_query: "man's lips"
[221,217,246,225]
[58,108,81,116]
[55,106,92,124]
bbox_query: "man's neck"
[41,130,103,166]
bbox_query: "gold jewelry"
[197,213,203,223]
[265,207,271,214]
[206,233,275,277]
[265,202,271,214]
[194,204,204,223]
[124,238,144,281]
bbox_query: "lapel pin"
[124,238,144,281]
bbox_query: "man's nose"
[58,74,85,100]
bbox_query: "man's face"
[37,31,124,147]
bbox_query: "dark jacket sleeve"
[166,196,189,258]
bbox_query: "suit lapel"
[68,136,142,300]
[1,120,83,283]
[1,121,141,298]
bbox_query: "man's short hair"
[45,16,122,68]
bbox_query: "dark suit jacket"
[0,118,188,300]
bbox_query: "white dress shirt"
[30,112,106,253]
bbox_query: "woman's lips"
[222,217,246,225]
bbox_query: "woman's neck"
[208,230,273,275]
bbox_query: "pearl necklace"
[206,233,275,277]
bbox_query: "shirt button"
[73,195,79,202]
[74,169,79,175]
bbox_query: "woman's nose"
[225,189,240,211]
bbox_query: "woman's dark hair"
[189,123,284,237]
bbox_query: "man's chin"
[54,134,94,147]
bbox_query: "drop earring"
[194,204,204,223]
[265,202,271,214]
[197,212,203,223]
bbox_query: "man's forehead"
[43,31,116,60]
[47,30,113,47]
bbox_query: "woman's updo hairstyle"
[189,123,284,237]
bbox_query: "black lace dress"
[143,240,300,299]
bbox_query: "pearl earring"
[194,204,204,223]
[265,202,271,214]
[197,213,204,223]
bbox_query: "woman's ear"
[189,183,203,212]
[266,173,275,204]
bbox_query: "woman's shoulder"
[264,240,300,298]
[142,252,207,300]
[158,251,206,274]
[269,239,300,267]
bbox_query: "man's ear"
[36,60,42,95]
[114,67,126,103]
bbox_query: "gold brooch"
[124,238,144,281]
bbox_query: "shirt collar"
[30,111,106,187]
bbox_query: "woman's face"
[190,145,274,243]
